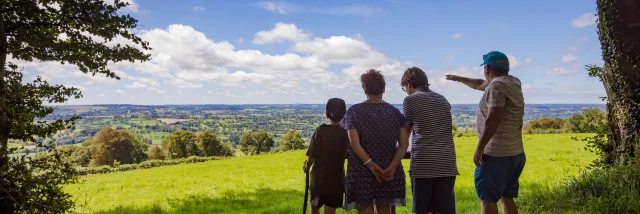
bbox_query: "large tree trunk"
[0,11,10,165]
[596,0,640,165]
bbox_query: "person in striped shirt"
[401,67,458,214]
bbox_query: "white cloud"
[238,38,244,44]
[208,89,241,98]
[125,82,146,88]
[452,33,463,39]
[253,2,382,16]
[97,93,106,97]
[16,22,426,103]
[135,77,159,87]
[254,2,290,14]
[578,37,589,43]
[571,13,596,28]
[525,58,532,64]
[193,6,206,12]
[293,35,386,66]
[445,56,454,61]
[562,54,578,63]
[166,79,203,88]
[253,23,310,44]
[506,54,521,69]
[147,87,166,94]
[566,46,579,52]
[547,67,578,75]
[522,84,537,93]
[246,90,268,98]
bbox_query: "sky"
[14,0,606,105]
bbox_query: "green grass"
[65,134,596,214]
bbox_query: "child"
[303,98,350,214]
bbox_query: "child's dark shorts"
[311,193,343,209]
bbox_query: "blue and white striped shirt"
[402,87,459,178]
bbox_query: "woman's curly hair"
[360,69,386,96]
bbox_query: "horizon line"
[48,103,607,106]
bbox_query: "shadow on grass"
[93,188,304,214]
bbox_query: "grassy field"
[65,134,596,214]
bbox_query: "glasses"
[402,85,407,92]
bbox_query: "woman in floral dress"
[341,69,410,214]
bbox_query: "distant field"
[157,118,192,125]
[65,134,596,214]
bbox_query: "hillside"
[65,134,596,214]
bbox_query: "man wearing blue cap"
[446,51,526,214]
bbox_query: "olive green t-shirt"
[305,124,349,195]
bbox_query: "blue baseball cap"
[480,51,510,68]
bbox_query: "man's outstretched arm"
[446,75,489,91]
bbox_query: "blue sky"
[16,0,605,105]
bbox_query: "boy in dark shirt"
[303,98,349,214]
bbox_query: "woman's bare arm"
[388,127,409,171]
[347,129,370,162]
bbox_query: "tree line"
[523,108,606,134]
[58,127,308,167]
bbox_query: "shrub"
[280,130,307,151]
[240,130,275,155]
[163,130,199,159]
[196,131,235,157]
[89,128,149,167]
[148,145,165,160]
[522,164,640,213]
[76,156,225,175]
[0,146,78,214]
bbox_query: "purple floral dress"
[341,102,408,210]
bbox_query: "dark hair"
[326,98,346,122]
[360,69,386,96]
[489,65,510,74]
[401,67,429,88]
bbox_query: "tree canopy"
[197,131,234,157]
[240,130,274,155]
[280,129,306,152]
[163,130,199,159]
[0,0,151,157]
[0,1,149,212]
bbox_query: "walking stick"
[303,163,310,214]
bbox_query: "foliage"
[196,131,234,157]
[89,128,148,167]
[147,145,165,160]
[130,134,149,163]
[0,0,150,212]
[279,129,306,151]
[57,144,91,167]
[452,127,477,137]
[163,130,199,159]
[523,108,606,135]
[521,164,640,213]
[76,155,223,175]
[239,130,275,155]
[0,146,78,214]
[565,114,586,133]
[524,117,566,134]
[0,0,151,155]
[65,134,596,213]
